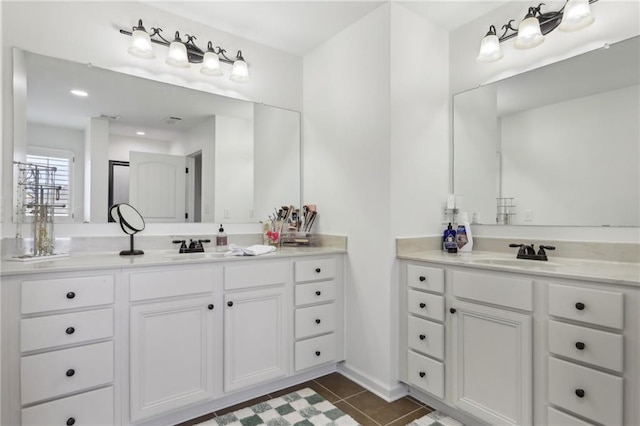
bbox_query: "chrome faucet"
[509,243,555,261]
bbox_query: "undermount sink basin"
[471,258,561,268]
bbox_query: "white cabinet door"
[224,286,288,392]
[130,297,215,422]
[451,301,532,426]
[129,151,186,222]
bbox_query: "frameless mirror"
[453,36,639,227]
[14,49,301,224]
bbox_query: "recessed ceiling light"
[70,89,88,97]
[136,131,146,136]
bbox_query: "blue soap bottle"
[442,223,457,251]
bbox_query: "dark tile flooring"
[178,372,434,426]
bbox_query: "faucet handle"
[173,239,188,253]
[538,245,556,255]
[509,243,526,256]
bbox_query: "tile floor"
[177,372,434,426]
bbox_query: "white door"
[451,301,532,426]
[129,151,186,222]
[224,287,287,392]
[130,297,215,422]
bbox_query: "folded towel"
[226,244,276,256]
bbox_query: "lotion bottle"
[216,224,228,252]
[456,212,473,252]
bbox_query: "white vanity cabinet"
[126,264,221,423]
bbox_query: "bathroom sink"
[471,258,561,268]
[164,252,227,261]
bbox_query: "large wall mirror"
[13,49,301,224]
[453,36,639,227]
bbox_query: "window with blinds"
[26,148,73,219]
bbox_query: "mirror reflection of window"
[26,147,73,221]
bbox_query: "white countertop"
[398,250,640,287]
[0,246,346,276]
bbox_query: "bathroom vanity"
[1,247,345,426]
[398,249,639,426]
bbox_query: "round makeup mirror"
[110,203,145,256]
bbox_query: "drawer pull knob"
[66,292,76,299]
[315,319,321,324]
[66,418,76,426]
[227,301,233,307]
[575,341,586,350]
[419,303,426,309]
[419,276,426,282]
[450,308,457,314]
[66,369,75,377]
[575,389,585,398]
[315,268,321,273]
[419,372,426,378]
[315,291,322,296]
[419,334,426,340]
[208,304,214,310]
[315,351,321,356]
[65,327,75,335]
[575,302,585,311]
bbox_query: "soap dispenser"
[442,223,457,252]
[216,224,228,252]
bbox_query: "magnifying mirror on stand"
[110,203,145,256]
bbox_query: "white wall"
[109,135,172,161]
[87,118,109,223]
[1,0,302,237]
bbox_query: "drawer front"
[130,265,216,301]
[21,308,114,353]
[548,284,623,330]
[22,386,114,426]
[295,303,336,339]
[295,280,337,306]
[407,264,444,294]
[295,333,336,371]
[21,275,114,314]
[225,261,289,290]
[408,290,445,322]
[21,341,114,405]
[548,320,623,372]
[453,270,533,311]
[294,258,336,283]
[547,357,623,425]
[547,407,595,426]
[407,316,444,360]
[407,350,444,399]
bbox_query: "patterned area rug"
[196,388,358,426]
[408,411,464,426]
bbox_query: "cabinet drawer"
[295,303,336,339]
[294,258,336,282]
[21,308,114,352]
[295,280,336,306]
[295,333,336,371]
[453,270,533,311]
[407,264,444,294]
[21,386,114,426]
[21,341,114,405]
[547,407,595,426]
[225,261,289,290]
[548,320,623,372]
[407,350,444,399]
[408,290,445,322]
[548,284,623,330]
[408,316,444,360]
[21,275,114,314]
[548,357,622,426]
[130,265,216,301]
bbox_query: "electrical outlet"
[224,208,231,219]
[524,210,533,222]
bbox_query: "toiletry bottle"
[456,212,473,252]
[216,224,228,252]
[442,223,457,252]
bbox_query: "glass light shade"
[201,51,223,76]
[166,41,190,68]
[559,0,595,32]
[514,16,545,49]
[230,59,249,83]
[127,29,155,59]
[476,34,503,63]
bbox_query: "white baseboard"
[337,362,408,402]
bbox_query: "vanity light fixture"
[120,19,250,83]
[476,0,597,63]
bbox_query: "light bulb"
[230,51,249,83]
[559,0,595,32]
[201,43,223,76]
[127,20,155,59]
[476,27,503,63]
[166,32,190,68]
[515,15,545,49]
